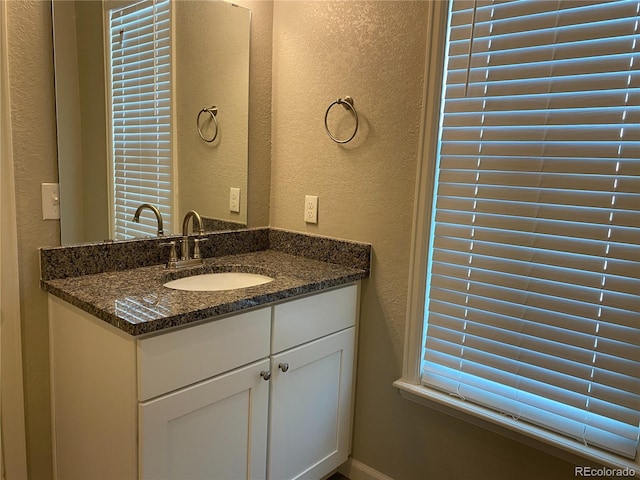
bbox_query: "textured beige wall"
[269,2,575,479]
[7,1,57,477]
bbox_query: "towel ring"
[324,96,358,144]
[197,106,219,143]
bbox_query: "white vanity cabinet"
[139,359,270,479]
[48,283,358,480]
[269,329,355,480]
[136,307,272,480]
[269,285,357,480]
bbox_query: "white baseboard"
[338,458,395,480]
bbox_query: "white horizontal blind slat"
[109,0,172,240]
[422,0,640,460]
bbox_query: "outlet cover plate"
[304,195,318,224]
[230,187,241,213]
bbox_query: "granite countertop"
[42,249,368,337]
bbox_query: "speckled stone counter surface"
[41,229,371,337]
[201,216,247,232]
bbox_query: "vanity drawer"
[137,307,271,401]
[272,284,357,353]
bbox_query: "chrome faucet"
[160,210,206,270]
[180,210,205,263]
[133,203,164,236]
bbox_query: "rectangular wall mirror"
[52,0,251,245]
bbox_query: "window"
[398,0,640,469]
[107,0,173,239]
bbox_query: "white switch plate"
[42,183,60,220]
[304,195,318,224]
[230,187,241,213]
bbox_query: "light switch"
[42,183,60,220]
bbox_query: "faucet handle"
[160,241,178,269]
[192,237,208,260]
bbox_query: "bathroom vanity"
[42,229,370,480]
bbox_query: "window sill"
[393,379,640,478]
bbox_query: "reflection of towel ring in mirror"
[197,106,219,143]
[324,96,358,144]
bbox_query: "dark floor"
[328,473,349,480]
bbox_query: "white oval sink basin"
[164,272,274,291]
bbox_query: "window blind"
[423,0,640,459]
[109,0,172,239]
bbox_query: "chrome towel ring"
[197,106,219,143]
[324,96,358,144]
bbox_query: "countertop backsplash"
[40,227,371,281]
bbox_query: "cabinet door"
[140,359,270,480]
[268,328,355,480]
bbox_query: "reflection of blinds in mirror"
[109,0,172,240]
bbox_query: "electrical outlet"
[230,187,240,213]
[304,195,318,224]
